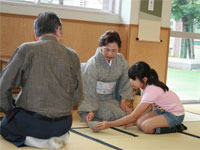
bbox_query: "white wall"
[161,0,172,27]
[120,0,132,24]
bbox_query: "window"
[6,0,36,3]
[167,0,200,102]
[41,0,108,10]
[5,0,120,14]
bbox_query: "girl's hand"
[123,122,135,129]
[92,121,110,132]
[120,99,131,115]
[86,112,94,123]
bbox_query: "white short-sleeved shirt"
[141,85,184,115]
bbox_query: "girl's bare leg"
[137,112,169,134]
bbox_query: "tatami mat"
[184,111,200,122]
[184,104,200,114]
[181,122,200,136]
[0,110,200,150]
[71,125,200,150]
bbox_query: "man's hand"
[120,99,131,115]
[86,112,94,123]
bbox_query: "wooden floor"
[0,104,200,150]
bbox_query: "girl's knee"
[136,118,142,126]
[140,123,154,134]
[136,119,144,131]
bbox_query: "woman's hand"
[93,121,110,132]
[120,99,131,115]
[86,112,94,123]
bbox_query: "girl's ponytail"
[148,68,168,92]
[148,69,158,81]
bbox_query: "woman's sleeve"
[117,55,134,100]
[78,59,99,113]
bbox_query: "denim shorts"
[154,109,185,128]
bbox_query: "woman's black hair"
[99,30,121,48]
[128,61,169,92]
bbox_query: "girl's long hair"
[128,61,169,92]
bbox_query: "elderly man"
[0,11,83,149]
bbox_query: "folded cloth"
[154,124,187,134]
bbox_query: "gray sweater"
[0,36,83,118]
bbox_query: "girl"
[93,61,186,134]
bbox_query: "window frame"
[0,0,122,24]
[170,31,200,40]
[1,0,120,15]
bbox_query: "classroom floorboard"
[0,104,200,150]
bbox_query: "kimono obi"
[96,81,116,94]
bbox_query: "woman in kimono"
[78,31,133,122]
